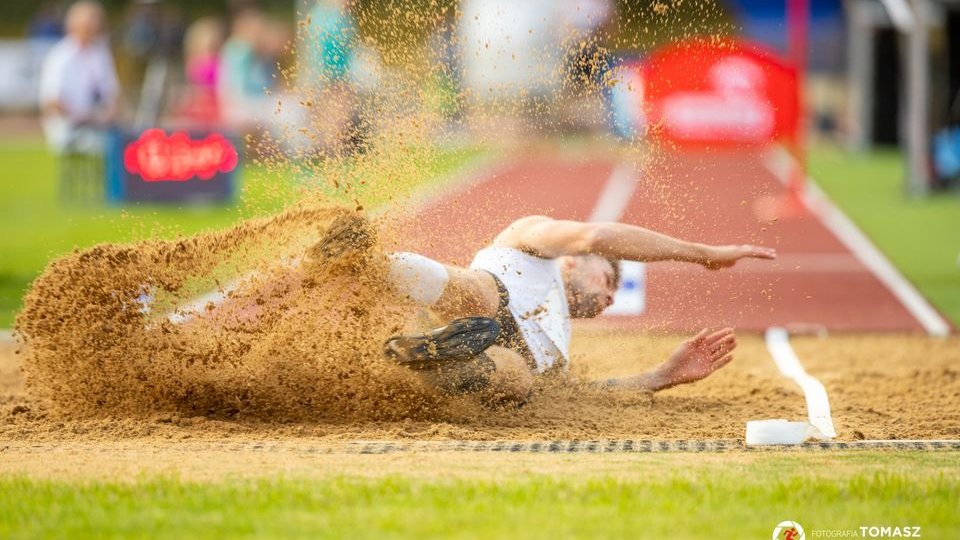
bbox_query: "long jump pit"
[1,205,959,481]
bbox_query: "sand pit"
[2,194,958,483]
[3,327,958,447]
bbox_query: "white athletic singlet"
[469,246,571,373]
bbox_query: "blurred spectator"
[28,2,65,42]
[185,18,224,93]
[39,0,120,154]
[178,17,226,125]
[304,0,355,84]
[123,1,160,62]
[562,0,613,93]
[301,0,361,153]
[217,9,275,128]
[218,9,307,151]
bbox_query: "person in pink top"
[180,17,225,124]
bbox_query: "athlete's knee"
[482,346,534,406]
[387,252,449,305]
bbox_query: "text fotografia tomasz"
[810,526,922,538]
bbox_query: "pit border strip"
[334,439,960,454]
[5,439,959,455]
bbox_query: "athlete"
[360,213,777,403]
[170,211,774,403]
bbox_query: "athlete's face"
[560,256,618,319]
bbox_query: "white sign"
[0,39,54,110]
[605,261,646,316]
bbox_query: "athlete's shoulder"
[491,215,555,248]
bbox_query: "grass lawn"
[0,140,485,327]
[1,452,957,540]
[809,147,960,326]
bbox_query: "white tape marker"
[764,327,837,439]
[590,162,648,317]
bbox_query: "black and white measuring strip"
[228,439,960,455]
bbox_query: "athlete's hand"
[701,244,776,270]
[652,328,737,389]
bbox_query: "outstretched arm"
[602,328,737,392]
[495,216,776,268]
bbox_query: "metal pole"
[905,0,931,196]
[846,1,875,152]
[786,0,809,198]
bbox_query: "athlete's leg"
[387,252,499,320]
[480,346,534,405]
[414,345,532,405]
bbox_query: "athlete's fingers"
[691,327,713,344]
[711,337,737,358]
[743,245,777,260]
[712,353,734,371]
[705,327,734,346]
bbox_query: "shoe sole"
[385,317,500,370]
[309,212,375,265]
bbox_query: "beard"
[567,291,607,319]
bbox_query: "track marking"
[763,147,951,336]
[589,162,646,316]
[764,326,837,439]
[588,161,639,222]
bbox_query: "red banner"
[124,129,239,182]
[643,39,799,147]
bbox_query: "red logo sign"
[124,129,239,182]
[642,39,799,147]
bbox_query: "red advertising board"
[642,39,799,147]
[124,129,238,182]
[106,128,240,204]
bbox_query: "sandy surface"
[3,329,960,480]
[3,331,958,444]
[4,439,960,482]
[3,207,959,480]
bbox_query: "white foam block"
[745,419,811,446]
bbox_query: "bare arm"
[495,216,776,268]
[601,328,738,392]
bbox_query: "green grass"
[809,147,960,325]
[1,452,957,539]
[0,141,484,327]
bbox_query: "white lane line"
[588,161,639,222]
[590,162,646,317]
[762,147,951,337]
[765,326,837,439]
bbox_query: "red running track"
[392,149,943,333]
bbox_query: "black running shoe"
[384,316,500,371]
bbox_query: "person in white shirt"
[318,212,777,404]
[39,1,120,154]
[165,209,776,405]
